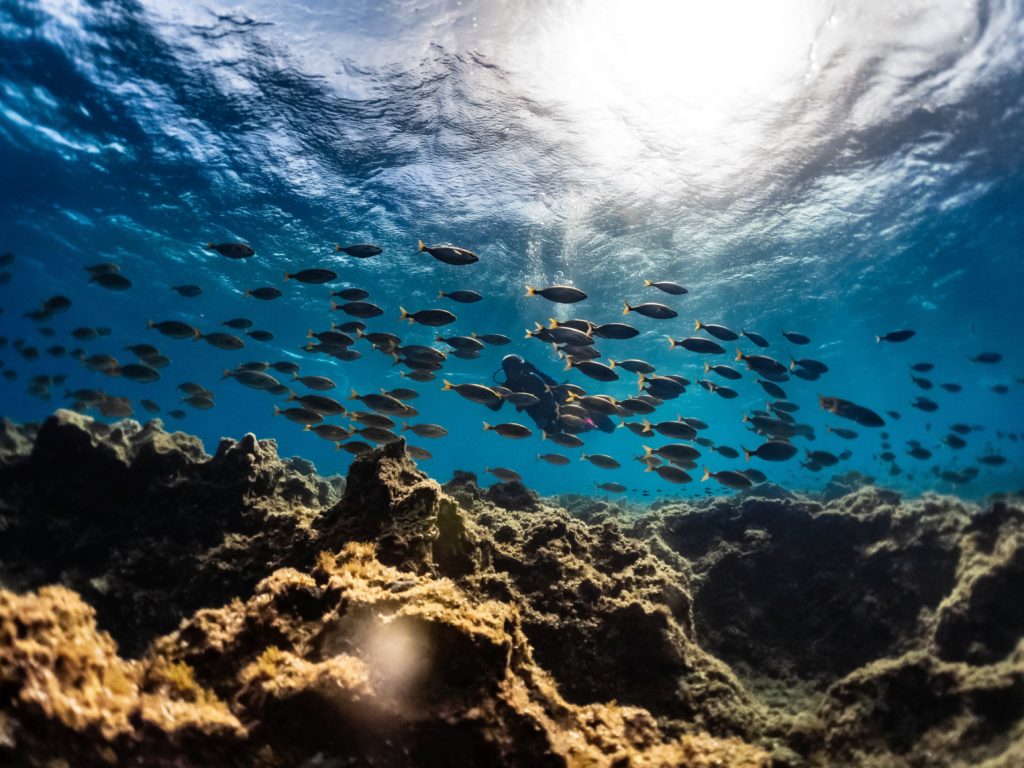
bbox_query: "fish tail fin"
[206,242,214,249]
[525,285,537,297]
[399,306,410,322]
[875,335,881,343]
[742,447,751,462]
[243,289,251,298]
[329,301,340,311]
[608,358,617,368]
[580,454,587,462]
[644,463,654,473]
[637,373,645,393]
[284,272,292,281]
[818,394,826,411]
[643,279,652,286]
[789,355,796,370]
[303,424,311,431]
[482,421,490,431]
[694,319,702,331]
[704,361,710,373]
[643,445,653,458]
[742,414,749,423]
[548,317,559,329]
[735,348,743,362]
[641,418,652,434]
[306,329,315,338]
[438,290,445,298]
[524,329,532,339]
[349,388,360,400]
[623,301,631,315]
[668,337,677,349]
[826,425,833,433]
[442,379,453,391]
[334,441,342,451]
[334,244,343,253]
[272,405,281,417]
[701,466,711,482]
[222,368,232,379]
[417,240,427,252]
[617,419,625,429]
[401,421,409,432]
[146,319,154,329]
[291,372,299,380]
[541,430,548,441]
[563,358,572,371]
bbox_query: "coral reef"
[1,410,1022,767]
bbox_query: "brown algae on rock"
[0,410,1022,766]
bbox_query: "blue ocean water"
[1,0,1022,499]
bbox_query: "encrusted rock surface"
[0,411,1022,767]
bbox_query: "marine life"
[624,301,677,319]
[483,421,532,439]
[244,286,282,300]
[273,405,323,424]
[702,466,753,489]
[335,243,382,258]
[643,279,687,295]
[819,395,886,427]
[474,333,511,346]
[148,320,199,339]
[537,453,571,465]
[486,466,522,482]
[580,453,621,469]
[781,330,810,344]
[876,329,916,343]
[526,285,587,303]
[200,332,245,350]
[172,284,202,297]
[400,307,457,326]
[207,241,255,258]
[332,301,383,318]
[417,240,479,265]
[743,440,798,462]
[669,337,726,354]
[970,352,1002,363]
[742,329,770,348]
[332,288,369,301]
[439,289,482,303]
[402,422,448,438]
[694,320,739,341]
[285,268,337,283]
[564,359,618,382]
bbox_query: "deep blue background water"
[1,0,1022,499]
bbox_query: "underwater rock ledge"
[0,411,1021,767]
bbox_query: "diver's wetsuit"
[493,354,615,435]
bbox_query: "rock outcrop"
[1,411,1022,767]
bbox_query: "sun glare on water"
[515,1,822,185]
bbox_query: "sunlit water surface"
[1,0,1023,499]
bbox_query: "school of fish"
[0,243,1018,496]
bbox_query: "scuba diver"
[490,354,616,435]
